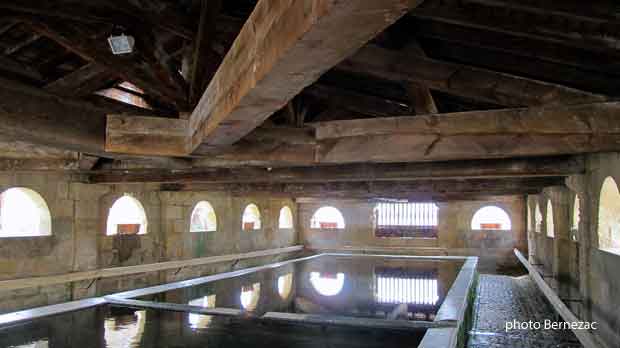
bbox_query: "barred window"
[374,202,438,238]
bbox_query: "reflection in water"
[14,341,49,348]
[240,283,261,310]
[375,276,439,305]
[104,310,145,348]
[309,272,345,296]
[277,273,293,299]
[188,294,216,329]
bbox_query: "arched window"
[310,272,345,296]
[0,187,51,237]
[190,201,217,232]
[240,283,260,311]
[572,195,580,242]
[470,205,511,230]
[278,206,293,229]
[598,177,620,251]
[106,195,148,235]
[310,206,345,229]
[535,202,543,233]
[546,200,555,238]
[242,204,261,230]
[277,273,293,299]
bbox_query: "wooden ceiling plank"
[338,45,608,107]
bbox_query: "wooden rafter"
[189,0,222,106]
[338,45,608,107]
[27,19,187,108]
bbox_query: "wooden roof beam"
[187,0,426,151]
[338,45,607,107]
[105,0,426,156]
[158,177,564,200]
[314,102,620,164]
[88,156,584,184]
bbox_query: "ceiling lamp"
[107,34,135,55]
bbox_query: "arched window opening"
[106,195,148,235]
[310,206,345,229]
[242,204,261,231]
[277,273,293,299]
[374,202,438,238]
[572,195,580,242]
[190,201,217,232]
[104,309,146,347]
[470,205,512,230]
[310,272,345,296]
[546,200,555,238]
[598,177,620,251]
[535,202,543,233]
[240,283,261,311]
[0,187,51,237]
[278,206,294,229]
[188,294,216,329]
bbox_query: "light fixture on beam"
[107,34,135,55]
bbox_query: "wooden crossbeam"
[187,0,425,151]
[339,45,607,107]
[88,156,584,184]
[314,102,620,164]
[159,177,563,200]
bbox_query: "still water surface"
[0,255,463,348]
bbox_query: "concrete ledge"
[261,312,454,330]
[0,245,304,292]
[515,248,603,348]
[0,297,105,327]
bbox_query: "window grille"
[374,202,438,238]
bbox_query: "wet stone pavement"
[468,275,582,348]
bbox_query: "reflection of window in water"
[104,310,146,348]
[188,294,216,329]
[240,283,261,310]
[309,272,345,296]
[374,272,439,305]
[277,273,293,299]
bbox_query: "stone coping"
[418,256,478,348]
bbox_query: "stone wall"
[299,197,526,273]
[528,152,620,348]
[0,174,298,314]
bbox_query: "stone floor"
[468,275,582,348]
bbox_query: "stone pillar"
[549,186,572,300]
